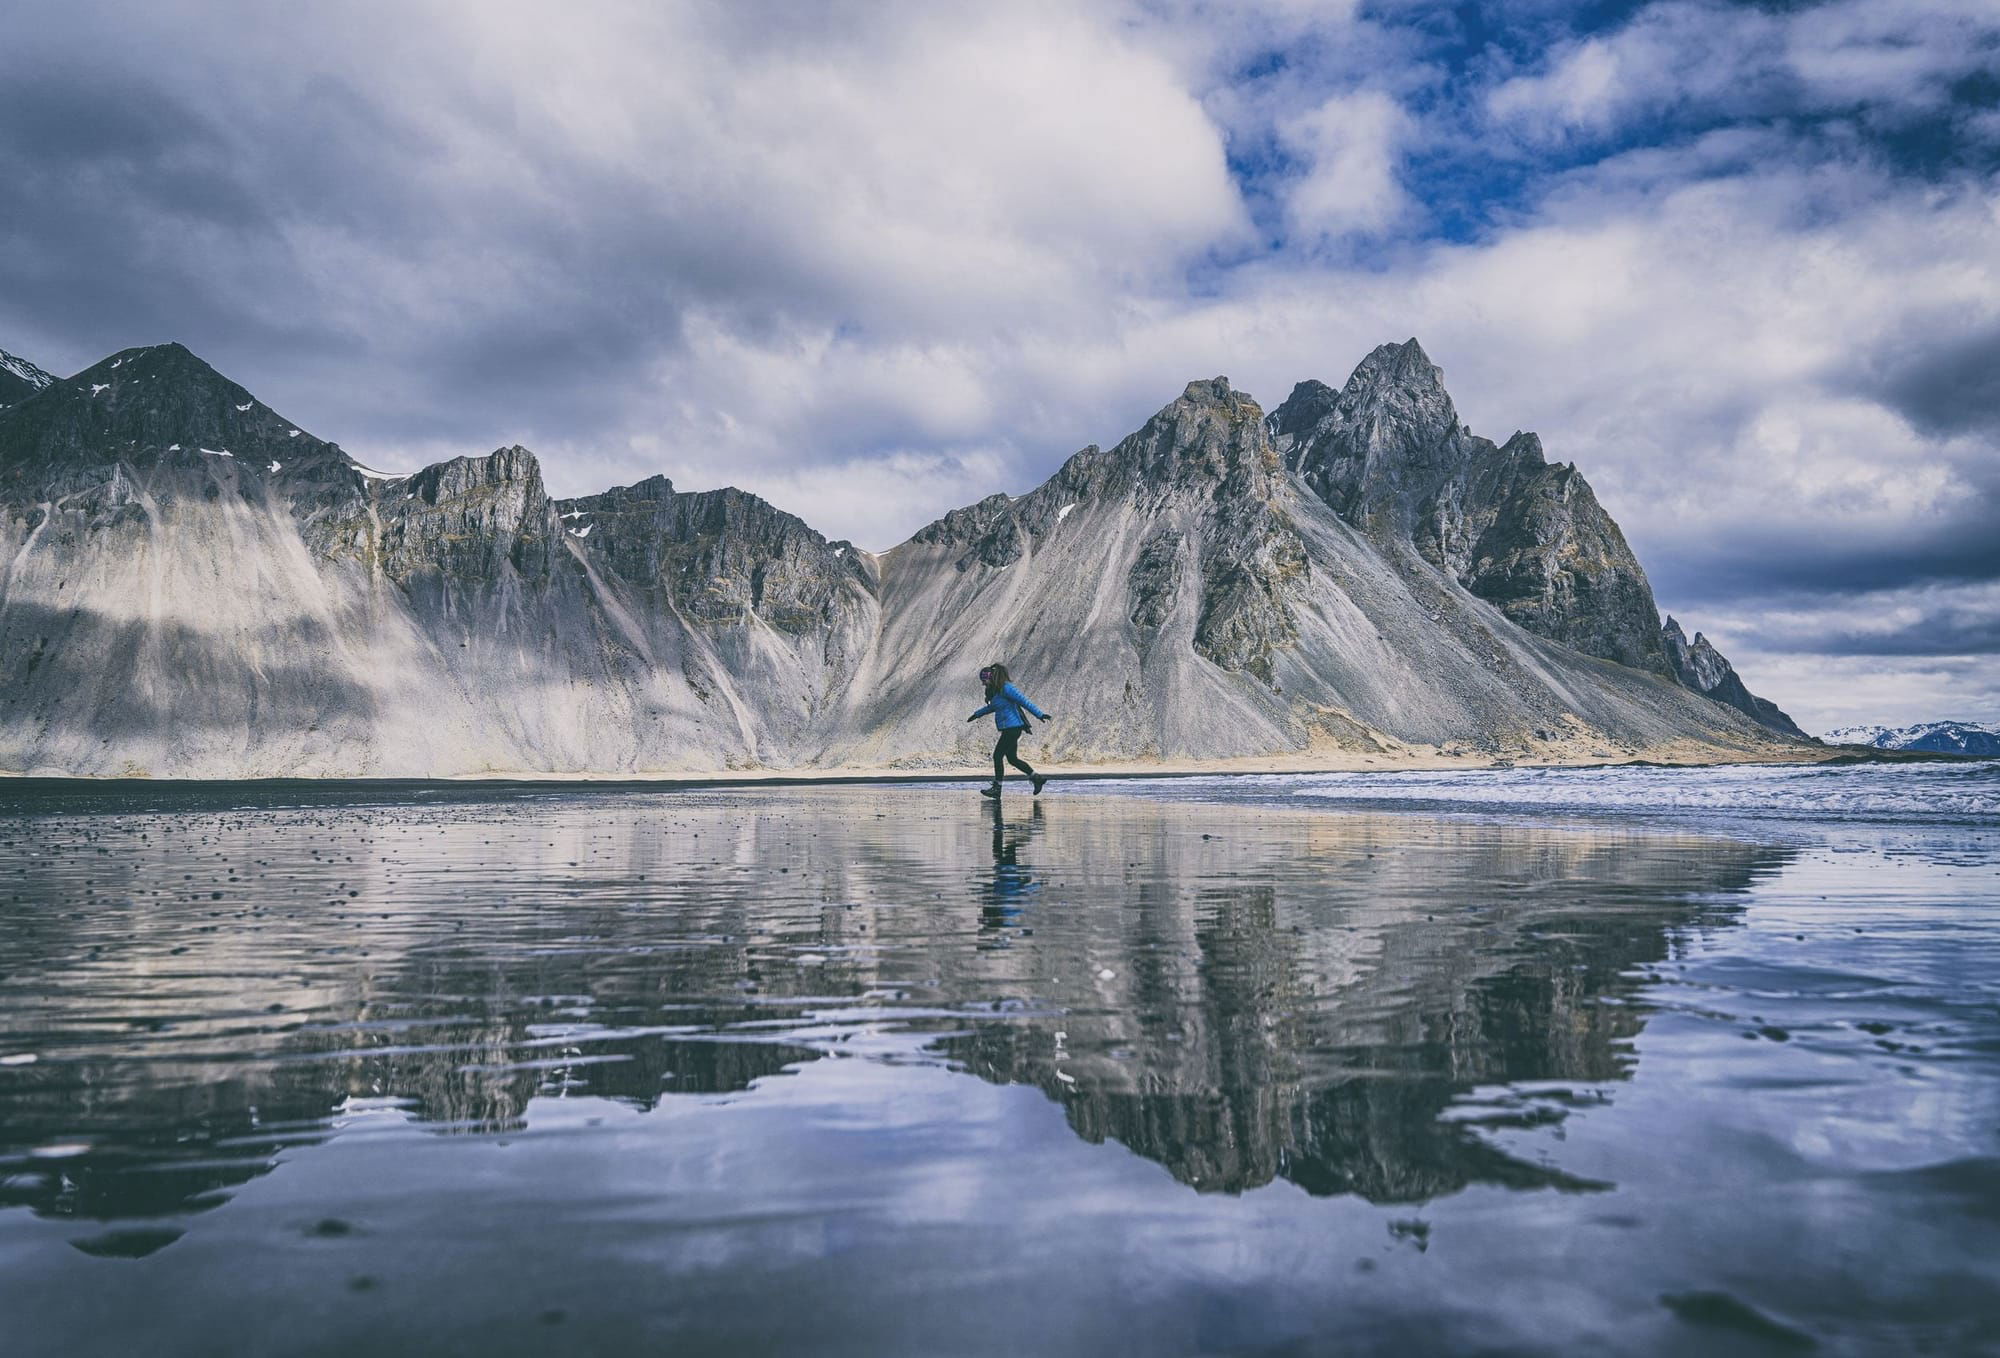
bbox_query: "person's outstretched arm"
[1002,682,1049,720]
[968,700,997,721]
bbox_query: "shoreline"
[0,743,1969,793]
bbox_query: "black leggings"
[993,727,1037,783]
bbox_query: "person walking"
[967,663,1050,799]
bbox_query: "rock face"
[0,348,55,409]
[0,339,1808,776]
[1659,617,1808,738]
[1825,721,1999,755]
[1271,341,1666,673]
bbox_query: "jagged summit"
[1114,375,1272,492]
[1270,338,1463,524]
[1660,617,1807,738]
[1179,375,1248,406]
[562,473,869,633]
[1346,336,1446,396]
[1268,341,1458,474]
[1499,430,1547,465]
[1266,342,1666,673]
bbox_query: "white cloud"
[1485,0,2000,146]
[1277,90,1411,242]
[1487,37,1636,141]
[1711,651,2000,736]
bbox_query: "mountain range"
[1825,721,2000,756]
[0,337,1808,777]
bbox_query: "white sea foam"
[1288,762,2000,823]
[1106,761,2000,826]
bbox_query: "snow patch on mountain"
[0,349,55,389]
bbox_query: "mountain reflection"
[944,802,1783,1200]
[0,787,1789,1237]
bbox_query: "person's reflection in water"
[979,798,1044,947]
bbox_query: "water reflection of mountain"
[948,805,1787,1200]
[0,788,1791,1236]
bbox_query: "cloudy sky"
[3,0,1996,731]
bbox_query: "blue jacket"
[971,682,1048,731]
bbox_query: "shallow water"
[1,769,1996,1356]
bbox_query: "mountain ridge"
[0,337,1807,776]
[1825,721,1998,756]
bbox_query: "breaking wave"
[1272,760,2000,824]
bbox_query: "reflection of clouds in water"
[0,788,1783,1227]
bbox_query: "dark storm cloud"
[1768,614,2000,657]
[0,76,653,443]
[1647,504,2000,603]
[0,67,277,350]
[0,9,829,447]
[1867,324,2000,438]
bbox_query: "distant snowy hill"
[1825,722,2000,756]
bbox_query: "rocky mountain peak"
[1107,375,1275,498]
[400,444,544,505]
[1179,375,1254,410]
[1268,339,1463,525]
[1660,616,1807,738]
[560,472,871,631]
[369,444,558,586]
[1267,378,1338,442]
[0,340,351,503]
[1346,336,1445,395]
[1332,338,1458,452]
[67,343,276,420]
[1269,340,1674,676]
[1497,430,1547,467]
[1661,616,1723,689]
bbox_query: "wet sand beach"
[1,768,1996,1356]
